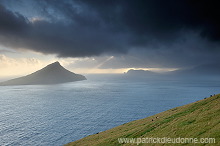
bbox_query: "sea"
[0,74,219,146]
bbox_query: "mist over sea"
[0,75,220,146]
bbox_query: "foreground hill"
[66,94,220,146]
[0,62,86,86]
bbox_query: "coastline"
[66,94,220,146]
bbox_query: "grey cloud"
[0,2,128,57]
[99,33,220,69]
[0,0,220,68]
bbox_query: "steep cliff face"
[0,62,86,86]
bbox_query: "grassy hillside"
[66,94,220,146]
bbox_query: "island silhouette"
[0,61,86,86]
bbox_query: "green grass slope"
[66,94,220,146]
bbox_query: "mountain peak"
[0,62,86,86]
[42,61,64,72]
[53,61,60,65]
[48,61,61,67]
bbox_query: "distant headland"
[0,61,86,86]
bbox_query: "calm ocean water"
[0,75,220,146]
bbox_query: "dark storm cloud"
[79,0,220,41]
[0,1,128,57]
[0,0,220,68]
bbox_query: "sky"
[0,0,220,77]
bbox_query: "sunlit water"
[0,76,220,146]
